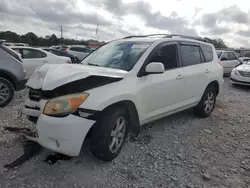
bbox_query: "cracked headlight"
[43,93,89,116]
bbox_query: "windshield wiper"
[88,63,99,66]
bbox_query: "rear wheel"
[194,86,216,118]
[90,107,128,161]
[0,77,14,107]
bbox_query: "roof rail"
[163,34,208,42]
[123,34,208,42]
[123,34,170,39]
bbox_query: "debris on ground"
[0,79,250,187]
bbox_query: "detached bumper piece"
[3,127,42,169]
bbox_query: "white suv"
[23,34,224,161]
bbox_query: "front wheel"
[90,107,128,161]
[194,86,216,118]
[0,77,15,107]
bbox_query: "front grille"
[29,88,42,101]
[238,71,250,77]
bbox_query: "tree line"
[0,30,228,48]
[0,31,100,47]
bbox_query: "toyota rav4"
[23,34,224,161]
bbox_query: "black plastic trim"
[24,105,40,110]
[73,108,100,120]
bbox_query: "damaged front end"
[24,63,127,119]
[21,63,126,157]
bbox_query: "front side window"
[149,44,178,70]
[82,41,152,71]
[69,47,79,52]
[79,47,91,53]
[220,52,228,61]
[227,52,237,60]
[22,49,46,59]
[180,45,202,66]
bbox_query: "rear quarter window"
[200,44,213,62]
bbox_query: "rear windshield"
[0,44,22,63]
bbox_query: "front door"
[136,42,185,123]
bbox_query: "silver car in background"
[217,50,240,75]
[0,44,27,107]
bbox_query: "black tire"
[90,106,128,161]
[0,77,15,107]
[194,86,216,118]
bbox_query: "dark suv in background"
[0,44,27,107]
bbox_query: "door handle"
[43,60,48,63]
[176,74,184,80]
[205,69,210,73]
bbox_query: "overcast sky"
[1,0,250,47]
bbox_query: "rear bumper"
[16,77,28,91]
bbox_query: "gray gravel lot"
[1,78,250,188]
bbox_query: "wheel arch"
[0,70,17,90]
[86,100,141,138]
[207,80,219,96]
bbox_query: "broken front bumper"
[25,114,95,156]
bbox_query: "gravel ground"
[1,78,250,188]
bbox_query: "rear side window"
[22,49,47,59]
[200,44,213,62]
[180,45,202,66]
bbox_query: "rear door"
[179,42,210,105]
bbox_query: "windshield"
[82,41,152,71]
[216,51,222,58]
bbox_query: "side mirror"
[221,57,227,61]
[145,62,165,75]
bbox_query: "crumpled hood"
[26,64,128,90]
[236,64,250,72]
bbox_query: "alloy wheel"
[204,91,215,114]
[109,116,126,153]
[0,82,10,105]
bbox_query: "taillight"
[63,47,68,51]
[218,60,223,67]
